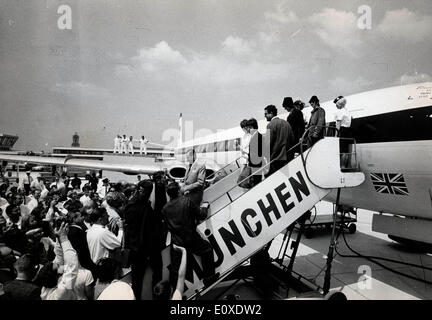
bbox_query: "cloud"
[395,72,432,85]
[264,2,298,24]
[377,8,432,42]
[221,36,255,56]
[114,64,136,79]
[258,31,280,47]
[132,41,187,72]
[308,8,361,52]
[51,81,111,98]
[121,39,291,85]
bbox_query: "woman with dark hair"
[239,119,251,166]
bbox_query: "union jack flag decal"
[370,173,409,195]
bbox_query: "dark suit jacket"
[266,117,295,162]
[162,196,206,247]
[306,106,326,146]
[287,108,305,144]
[124,190,163,254]
[68,224,97,275]
[248,131,263,168]
[3,279,41,300]
[307,106,326,139]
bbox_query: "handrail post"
[323,187,341,294]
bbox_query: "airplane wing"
[0,154,163,175]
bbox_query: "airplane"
[1,81,431,246]
[177,81,432,246]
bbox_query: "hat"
[309,95,319,104]
[333,96,344,104]
[102,178,109,183]
[282,97,294,109]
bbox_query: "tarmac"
[204,201,432,300]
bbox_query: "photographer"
[34,222,79,300]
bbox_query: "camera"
[53,217,69,230]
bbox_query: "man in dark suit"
[124,180,163,300]
[162,182,219,289]
[306,95,326,148]
[264,105,295,177]
[247,118,263,187]
[66,200,98,278]
[282,97,305,153]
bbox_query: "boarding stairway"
[180,130,365,299]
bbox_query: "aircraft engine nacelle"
[167,165,187,180]
[164,160,218,183]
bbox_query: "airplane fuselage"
[326,140,432,220]
[180,82,432,221]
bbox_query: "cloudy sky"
[1,0,431,151]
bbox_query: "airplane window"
[205,143,213,153]
[216,141,225,152]
[227,139,237,151]
[196,144,206,153]
[235,138,241,151]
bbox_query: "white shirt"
[40,239,79,300]
[40,187,49,200]
[334,108,351,128]
[114,137,120,145]
[86,224,123,264]
[97,280,135,300]
[0,197,8,218]
[30,180,41,191]
[22,175,33,185]
[50,181,66,191]
[240,132,251,165]
[80,195,92,207]
[139,138,148,145]
[74,267,94,300]
[97,185,109,199]
[20,203,30,219]
[26,195,38,213]
[105,205,120,222]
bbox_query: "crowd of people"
[0,153,220,300]
[113,135,149,155]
